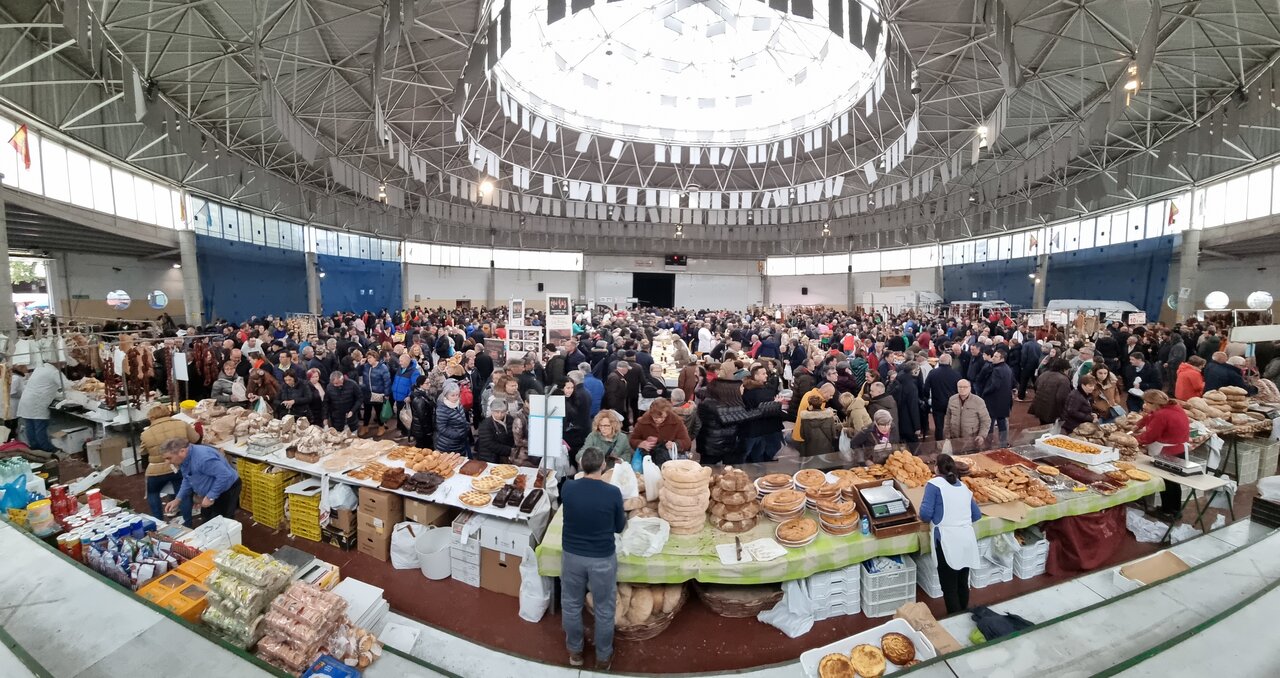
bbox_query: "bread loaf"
[661,584,682,614]
[626,587,655,625]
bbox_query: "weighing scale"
[1151,455,1206,476]
[859,483,909,518]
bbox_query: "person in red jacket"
[1175,356,1206,401]
[1135,389,1191,520]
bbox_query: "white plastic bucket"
[415,527,453,580]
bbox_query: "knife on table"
[735,536,742,562]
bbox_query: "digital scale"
[1151,455,1206,476]
[860,483,909,518]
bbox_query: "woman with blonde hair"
[582,410,632,464]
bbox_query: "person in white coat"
[697,323,716,357]
[5,365,28,441]
[918,454,982,615]
[17,362,65,452]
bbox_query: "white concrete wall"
[494,269,581,308]
[770,274,847,307]
[1196,253,1280,308]
[51,252,186,320]
[405,264,490,307]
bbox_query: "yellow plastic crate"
[288,494,322,542]
[236,458,266,511]
[137,572,191,604]
[249,467,297,529]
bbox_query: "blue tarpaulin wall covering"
[941,256,1037,309]
[317,253,401,316]
[196,235,307,322]
[1045,237,1174,317]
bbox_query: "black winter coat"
[325,380,361,424]
[980,362,1014,419]
[1203,362,1256,394]
[409,389,436,448]
[741,379,783,436]
[275,382,312,418]
[434,401,471,453]
[603,373,629,414]
[1060,388,1095,434]
[924,365,961,411]
[474,416,515,463]
[890,366,921,436]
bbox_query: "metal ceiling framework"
[0,0,1278,258]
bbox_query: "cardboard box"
[329,508,355,534]
[404,499,457,528]
[1118,551,1192,587]
[451,555,480,587]
[479,517,535,557]
[357,531,391,561]
[358,513,395,538]
[52,426,93,455]
[479,547,522,597]
[358,487,403,522]
[91,436,128,469]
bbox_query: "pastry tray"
[1034,434,1120,465]
[799,618,937,677]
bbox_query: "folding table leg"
[1159,489,1197,544]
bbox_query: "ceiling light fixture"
[910,69,921,95]
[976,125,989,148]
[377,184,387,201]
[479,179,494,195]
[317,267,326,279]
[172,263,182,269]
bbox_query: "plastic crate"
[1012,539,1049,580]
[969,563,1013,589]
[249,466,298,529]
[289,494,323,542]
[860,592,915,618]
[1013,559,1047,580]
[1260,441,1279,478]
[237,458,266,510]
[912,556,943,598]
[860,556,917,591]
[812,597,861,621]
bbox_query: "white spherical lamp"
[1204,291,1230,310]
[1246,291,1273,310]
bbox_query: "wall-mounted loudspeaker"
[801,287,809,295]
[537,282,545,292]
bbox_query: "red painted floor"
[45,398,1272,673]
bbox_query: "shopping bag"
[609,457,641,501]
[757,579,814,638]
[399,403,414,430]
[518,544,553,623]
[618,517,670,557]
[380,400,394,422]
[390,522,421,570]
[230,378,247,402]
[253,397,270,416]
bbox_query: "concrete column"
[401,246,410,309]
[846,269,855,311]
[486,265,496,308]
[762,273,771,306]
[0,177,15,339]
[305,252,321,315]
[1033,253,1049,308]
[177,229,204,325]
[578,269,587,302]
[1176,227,1201,322]
[934,263,945,301]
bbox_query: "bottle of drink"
[860,515,870,536]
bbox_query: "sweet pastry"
[492,486,513,508]
[1105,470,1130,484]
[886,450,933,488]
[849,644,886,678]
[1036,464,1060,477]
[519,489,543,513]
[459,490,492,507]
[777,517,818,542]
[1125,468,1151,481]
[759,473,793,490]
[762,489,806,511]
[471,475,506,493]
[458,459,488,476]
[818,653,855,678]
[489,464,519,480]
[880,632,916,665]
[794,468,827,488]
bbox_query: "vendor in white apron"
[1134,390,1191,520]
[918,454,982,615]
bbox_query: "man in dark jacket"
[325,371,362,433]
[602,362,630,423]
[622,352,643,424]
[924,354,962,440]
[1203,353,1257,394]
[408,376,436,449]
[544,346,568,392]
[980,349,1014,446]
[1095,333,1122,372]
[755,333,781,360]
[865,381,898,424]
[890,362,922,443]
[1123,351,1163,411]
[741,365,784,462]
[1018,338,1042,401]
[1196,329,1221,361]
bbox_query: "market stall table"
[1127,455,1236,543]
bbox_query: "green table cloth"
[535,477,1162,584]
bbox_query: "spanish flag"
[8,124,30,170]
[1168,201,1180,226]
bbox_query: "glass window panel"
[1093,214,1110,244]
[247,213,263,243]
[222,207,242,240]
[997,235,1012,259]
[794,256,817,275]
[767,257,793,276]
[90,160,114,214]
[0,117,16,185]
[404,242,428,264]
[1127,206,1145,242]
[1247,168,1271,220]
[822,254,847,274]
[111,168,136,220]
[133,177,157,224]
[263,219,280,248]
[1223,176,1248,225]
[910,245,937,269]
[1273,169,1280,217]
[881,248,910,270]
[65,150,93,209]
[16,128,42,194]
[492,248,520,269]
[1111,213,1127,245]
[1078,218,1095,249]
[1146,202,1164,239]
[1202,183,1225,228]
[940,243,954,266]
[41,140,69,202]
[1059,222,1077,252]
[1010,232,1026,259]
[154,184,175,228]
[850,251,878,272]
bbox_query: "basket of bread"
[586,583,686,641]
[799,618,936,677]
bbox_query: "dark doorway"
[632,272,675,308]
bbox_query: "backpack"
[459,381,474,410]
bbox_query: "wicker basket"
[586,584,687,641]
[692,582,783,618]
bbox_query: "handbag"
[399,402,415,429]
[369,392,385,403]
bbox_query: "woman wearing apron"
[918,454,982,615]
[1134,390,1191,520]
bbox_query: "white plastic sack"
[986,532,1019,567]
[641,456,662,499]
[390,522,422,570]
[320,480,358,527]
[231,377,247,402]
[609,458,641,501]
[757,578,814,638]
[1125,507,1168,544]
[1208,479,1238,509]
[518,544,553,623]
[838,430,852,453]
[1170,524,1201,544]
[618,517,670,557]
[1259,475,1280,500]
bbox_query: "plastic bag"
[618,517,670,557]
[1208,479,1237,509]
[609,458,641,501]
[1125,507,1168,544]
[985,533,1019,567]
[518,544,552,623]
[390,522,421,570]
[380,400,394,422]
[838,430,852,453]
[1258,475,1280,501]
[231,377,247,402]
[641,455,662,499]
[320,479,357,528]
[757,578,814,638]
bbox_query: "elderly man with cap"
[1203,352,1257,395]
[162,437,242,528]
[140,405,200,518]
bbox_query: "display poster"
[528,394,566,460]
[172,353,189,382]
[1026,313,1045,328]
[1128,311,1147,325]
[1045,310,1067,325]
[509,299,525,327]
[546,293,573,345]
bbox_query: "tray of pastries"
[459,490,492,507]
[775,517,819,548]
[801,618,934,677]
[470,475,507,493]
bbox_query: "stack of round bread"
[815,498,860,536]
[587,583,684,628]
[804,482,841,509]
[754,473,794,498]
[1219,386,1250,412]
[761,488,806,521]
[708,467,761,533]
[658,460,713,535]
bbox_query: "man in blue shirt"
[162,439,242,528]
[560,447,626,670]
[578,362,605,417]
